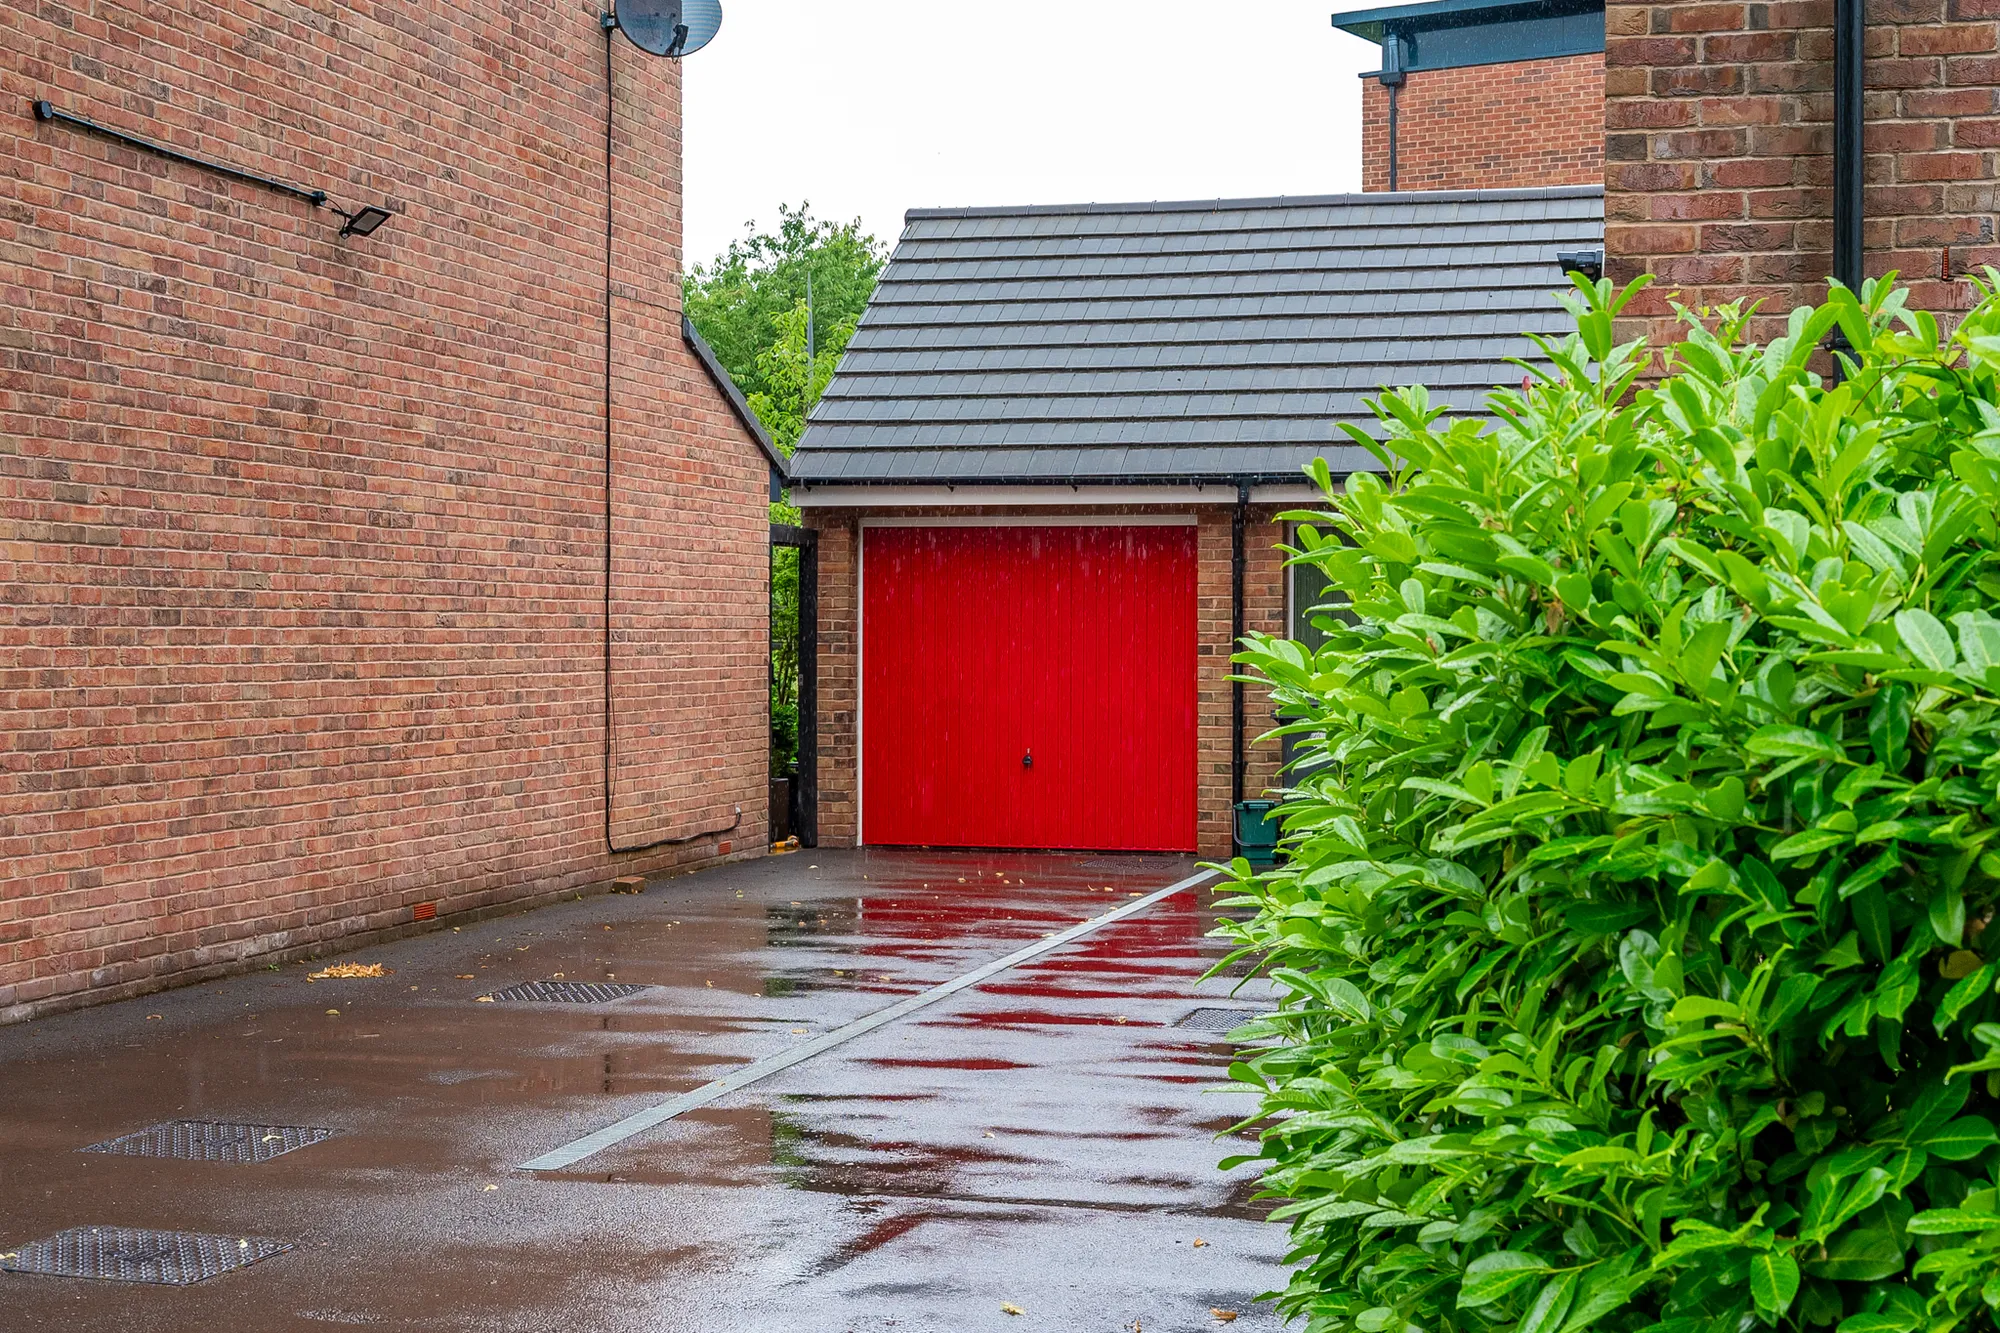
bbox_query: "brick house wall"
[804,507,1290,861]
[1363,53,1608,191]
[1605,0,1999,344]
[0,0,772,1022]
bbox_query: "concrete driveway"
[0,850,1285,1332]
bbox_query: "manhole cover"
[486,981,651,1005]
[1175,1007,1266,1034]
[0,1227,292,1285]
[80,1121,338,1164]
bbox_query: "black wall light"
[335,205,392,238]
[31,98,391,241]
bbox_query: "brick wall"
[1606,0,1999,344]
[803,507,1288,860]
[1363,53,1608,191]
[0,0,772,1021]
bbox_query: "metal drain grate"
[487,980,650,1005]
[0,1227,292,1285]
[80,1120,338,1164]
[1175,1007,1266,1034]
[1080,855,1168,871]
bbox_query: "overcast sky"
[680,0,1379,266]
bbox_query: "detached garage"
[791,186,1605,856]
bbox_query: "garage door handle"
[1022,750,1033,769]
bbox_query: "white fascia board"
[792,483,1327,508]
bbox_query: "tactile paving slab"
[487,980,651,1005]
[0,1227,292,1285]
[1174,1007,1267,1034]
[80,1120,337,1164]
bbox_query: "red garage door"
[862,523,1197,852]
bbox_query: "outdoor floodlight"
[335,205,393,239]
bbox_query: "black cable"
[600,18,743,855]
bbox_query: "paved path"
[0,850,1285,1332]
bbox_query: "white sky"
[681,0,1380,265]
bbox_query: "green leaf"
[1895,608,1957,671]
[1905,1209,2000,1234]
[1800,1228,1905,1282]
[1922,1115,1999,1161]
[1750,1251,1800,1316]
[1746,726,1844,762]
[1458,1252,1549,1309]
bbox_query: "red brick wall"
[803,507,1288,860]
[1606,0,1998,344]
[0,0,772,1021]
[1363,53,1608,191]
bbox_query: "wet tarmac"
[0,850,1285,1332]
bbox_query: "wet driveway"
[0,851,1285,1331]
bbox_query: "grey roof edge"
[902,184,1604,224]
[791,469,1361,488]
[682,315,788,478]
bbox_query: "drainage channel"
[516,867,1220,1172]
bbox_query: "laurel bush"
[1220,276,2000,1333]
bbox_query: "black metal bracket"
[31,98,328,207]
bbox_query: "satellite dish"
[614,0,722,57]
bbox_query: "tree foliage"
[685,204,884,776]
[683,201,885,454]
[1220,276,2000,1333]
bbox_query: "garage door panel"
[862,524,1196,852]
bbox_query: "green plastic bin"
[1234,799,1282,866]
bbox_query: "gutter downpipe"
[1381,35,1407,192]
[1829,0,1864,380]
[1231,482,1249,853]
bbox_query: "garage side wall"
[805,506,1287,859]
[0,1,770,1022]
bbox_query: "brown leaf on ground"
[1000,1304,1025,1316]
[309,963,389,980]
[456,974,476,980]
[1192,1238,1208,1247]
[1212,1312,1239,1323]
[475,996,495,1003]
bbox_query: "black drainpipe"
[1231,483,1249,850]
[1829,0,1864,375]
[1380,35,1407,192]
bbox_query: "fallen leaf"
[1212,1312,1239,1323]
[792,1029,808,1035]
[146,1014,162,1021]
[1193,1239,1208,1247]
[309,963,389,980]
[475,996,495,1004]
[483,1184,499,1192]
[1001,1304,1025,1316]
[1129,892,1144,897]
[325,1009,340,1016]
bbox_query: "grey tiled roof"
[790,185,1604,486]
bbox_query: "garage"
[861,522,1198,852]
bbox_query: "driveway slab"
[0,850,1284,1331]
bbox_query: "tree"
[683,201,886,452]
[685,204,886,784]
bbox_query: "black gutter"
[1833,0,1864,294]
[1231,483,1250,851]
[1380,38,1408,192]
[1828,0,1864,378]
